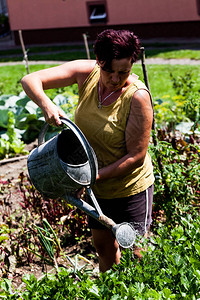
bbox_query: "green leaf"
[194,269,200,279]
[0,279,14,295]
[195,243,200,256]
[89,284,100,297]
[10,138,26,153]
[180,274,190,290]
[0,108,9,128]
[162,288,174,298]
[0,234,9,242]
[110,295,121,300]
[24,101,39,114]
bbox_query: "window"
[87,1,107,24]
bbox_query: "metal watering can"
[27,117,136,248]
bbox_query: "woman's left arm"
[96,89,153,181]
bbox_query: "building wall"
[7,0,200,30]
[109,0,200,24]
[6,0,200,44]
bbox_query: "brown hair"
[93,29,141,70]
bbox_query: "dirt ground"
[0,143,35,179]
[0,142,37,212]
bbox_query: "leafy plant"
[150,134,200,226]
[169,71,200,130]
[52,91,78,122]
[19,174,90,241]
[1,214,200,299]
[170,72,195,97]
[0,193,37,277]
[0,89,79,158]
[0,111,28,158]
[108,214,200,299]
[0,92,43,143]
[152,70,200,135]
[154,94,189,131]
[34,219,61,270]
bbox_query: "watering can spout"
[112,223,136,248]
[64,194,136,249]
[99,215,136,248]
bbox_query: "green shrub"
[150,138,200,226]
[0,89,78,158]
[0,111,28,158]
[1,214,200,299]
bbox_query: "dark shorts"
[87,184,154,236]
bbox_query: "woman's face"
[98,57,133,91]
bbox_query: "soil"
[0,142,35,178]
[0,141,98,289]
[0,141,37,213]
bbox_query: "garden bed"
[0,57,200,297]
[0,145,98,289]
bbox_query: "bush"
[150,134,200,226]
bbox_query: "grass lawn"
[0,64,60,96]
[1,42,200,100]
[136,64,200,99]
[0,63,200,100]
[145,49,200,60]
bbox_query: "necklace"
[98,82,120,109]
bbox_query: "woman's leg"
[91,228,121,272]
[89,185,154,270]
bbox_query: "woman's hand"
[42,101,67,127]
[76,187,86,199]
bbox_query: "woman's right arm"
[21,60,95,126]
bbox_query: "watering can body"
[27,118,98,199]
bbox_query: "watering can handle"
[38,117,98,186]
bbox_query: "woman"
[21,29,154,272]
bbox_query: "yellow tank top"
[75,64,154,198]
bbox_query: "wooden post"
[140,47,171,202]
[140,46,156,131]
[140,47,150,91]
[83,33,90,59]
[18,30,30,74]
